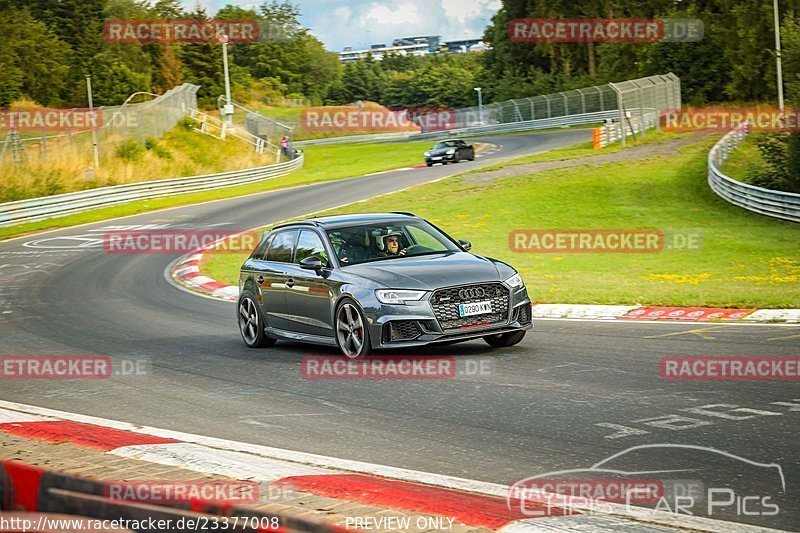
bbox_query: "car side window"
[295,230,329,267]
[252,234,273,261]
[406,226,441,249]
[266,230,297,263]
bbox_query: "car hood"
[428,147,456,156]
[341,252,510,289]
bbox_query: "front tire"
[483,330,525,348]
[335,298,372,359]
[237,291,276,348]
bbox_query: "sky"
[184,0,501,51]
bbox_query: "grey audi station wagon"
[237,213,532,358]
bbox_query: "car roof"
[435,139,465,143]
[272,212,420,231]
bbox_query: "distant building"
[392,36,441,52]
[339,42,431,63]
[339,35,486,63]
[443,38,484,54]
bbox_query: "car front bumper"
[363,286,532,350]
[425,153,456,163]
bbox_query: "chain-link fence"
[446,86,617,129]
[0,84,199,166]
[418,73,681,144]
[608,73,681,145]
[217,97,294,160]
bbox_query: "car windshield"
[326,221,461,265]
[433,141,459,149]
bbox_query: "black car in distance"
[424,139,475,166]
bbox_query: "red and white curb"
[0,401,783,532]
[171,253,240,301]
[170,256,800,324]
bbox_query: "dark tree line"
[478,0,800,105]
[3,0,800,112]
[0,0,340,107]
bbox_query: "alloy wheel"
[336,303,365,358]
[239,298,259,345]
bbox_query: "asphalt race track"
[1,129,798,530]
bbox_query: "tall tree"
[0,8,71,106]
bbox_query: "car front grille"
[430,283,510,330]
[383,320,422,343]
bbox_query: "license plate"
[458,301,492,317]
[432,156,442,160]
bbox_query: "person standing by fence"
[280,135,291,159]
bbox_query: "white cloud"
[181,0,499,51]
[360,2,422,26]
[442,0,500,23]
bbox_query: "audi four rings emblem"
[458,287,486,299]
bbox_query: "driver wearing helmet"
[378,231,407,257]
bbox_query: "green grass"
[0,140,434,240]
[720,134,765,183]
[473,130,692,172]
[205,136,799,308]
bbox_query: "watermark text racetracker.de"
[661,356,800,381]
[509,229,702,253]
[105,480,259,505]
[103,230,260,254]
[0,108,103,131]
[103,19,259,43]
[0,355,149,379]
[664,108,800,131]
[300,107,456,133]
[509,18,703,42]
[301,355,495,380]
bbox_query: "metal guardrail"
[0,153,304,227]
[708,122,800,223]
[409,110,620,140]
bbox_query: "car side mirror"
[458,239,472,251]
[300,256,324,274]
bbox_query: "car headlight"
[375,289,427,305]
[446,149,456,155]
[504,273,524,289]
[424,151,431,157]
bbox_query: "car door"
[255,229,298,331]
[458,140,473,159]
[283,229,336,338]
